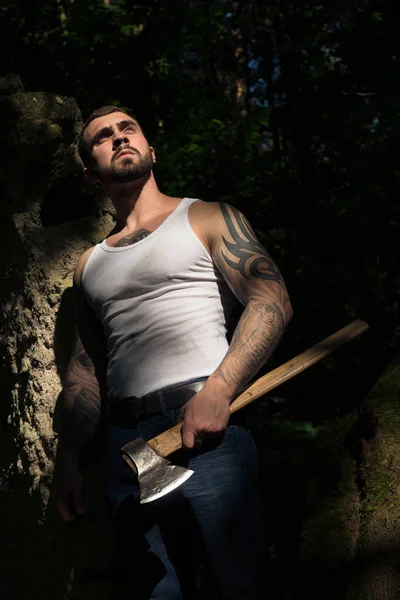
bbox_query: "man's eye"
[125,126,135,132]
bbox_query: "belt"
[106,380,206,424]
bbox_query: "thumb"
[182,423,195,449]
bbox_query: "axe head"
[121,438,193,504]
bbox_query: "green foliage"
[2,0,398,394]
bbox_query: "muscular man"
[57,105,293,599]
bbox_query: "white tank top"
[81,198,236,400]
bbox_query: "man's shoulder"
[190,200,243,222]
[190,200,221,217]
[188,201,223,251]
[73,246,96,289]
[189,200,243,241]
[188,200,225,230]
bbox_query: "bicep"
[210,203,292,320]
[64,286,108,401]
[64,327,107,408]
[65,330,96,385]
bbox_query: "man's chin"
[101,167,152,185]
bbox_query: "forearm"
[56,366,101,522]
[208,300,287,400]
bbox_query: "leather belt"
[106,380,206,424]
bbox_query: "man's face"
[84,111,155,184]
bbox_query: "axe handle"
[147,319,369,458]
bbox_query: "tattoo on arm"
[63,335,102,451]
[213,302,284,387]
[219,203,285,288]
[211,203,293,388]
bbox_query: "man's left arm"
[181,202,293,448]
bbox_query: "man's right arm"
[56,330,103,523]
[57,248,106,522]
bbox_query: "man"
[56,105,293,599]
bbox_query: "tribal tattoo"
[211,203,293,388]
[219,203,285,287]
[115,229,152,247]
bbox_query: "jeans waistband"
[106,378,207,424]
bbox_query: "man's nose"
[112,134,129,150]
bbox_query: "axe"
[121,319,368,503]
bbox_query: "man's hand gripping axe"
[121,319,369,504]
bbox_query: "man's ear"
[150,146,156,164]
[84,166,98,184]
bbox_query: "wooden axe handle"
[148,319,369,458]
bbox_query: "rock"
[292,414,361,600]
[0,91,115,599]
[346,355,400,600]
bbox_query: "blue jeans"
[101,388,268,599]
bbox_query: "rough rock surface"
[0,91,116,599]
[346,355,400,600]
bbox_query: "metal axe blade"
[121,438,194,504]
[120,319,369,504]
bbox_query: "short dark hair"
[77,105,140,167]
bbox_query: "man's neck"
[104,173,170,230]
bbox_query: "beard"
[97,147,154,184]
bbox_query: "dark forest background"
[0,0,400,356]
[1,1,399,597]
[3,0,398,393]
